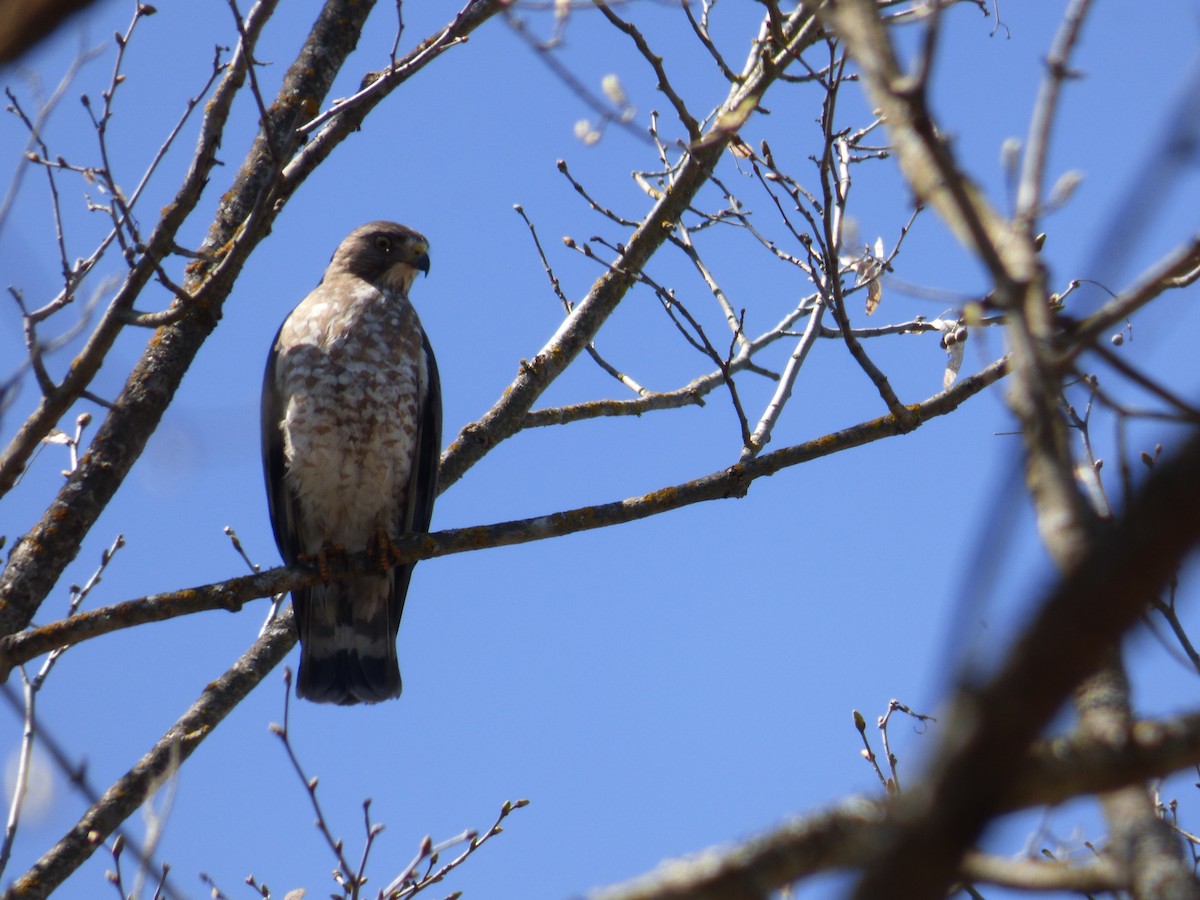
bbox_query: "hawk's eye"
[374,235,392,253]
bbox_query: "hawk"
[261,222,441,705]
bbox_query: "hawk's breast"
[274,282,427,551]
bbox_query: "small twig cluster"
[852,699,935,796]
[254,669,527,900]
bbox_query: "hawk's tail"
[293,577,402,705]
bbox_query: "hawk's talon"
[298,543,345,581]
[366,528,400,574]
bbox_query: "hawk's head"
[331,221,431,296]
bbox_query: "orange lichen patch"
[635,485,680,510]
[808,430,848,453]
[453,525,500,552]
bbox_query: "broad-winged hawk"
[262,221,441,705]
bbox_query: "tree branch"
[2,614,296,899]
[0,357,1008,680]
[823,1,1199,895]
[592,697,1200,900]
[0,0,499,639]
[438,5,824,490]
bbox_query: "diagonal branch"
[0,0,500,640]
[3,614,296,899]
[438,5,825,490]
[822,2,1200,897]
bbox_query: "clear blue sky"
[3,2,1200,898]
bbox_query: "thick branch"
[0,358,1008,679]
[592,697,1200,899]
[0,0,498,638]
[824,2,1196,896]
[2,614,296,899]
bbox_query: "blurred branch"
[592,695,1200,900]
[4,613,295,899]
[590,800,1122,900]
[823,1,1199,896]
[1067,348,1195,896]
[0,356,1008,677]
[1014,0,1093,226]
[0,0,102,64]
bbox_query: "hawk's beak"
[413,251,430,277]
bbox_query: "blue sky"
[3,2,1200,898]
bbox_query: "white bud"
[601,74,627,107]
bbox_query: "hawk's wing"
[388,330,442,632]
[261,321,302,569]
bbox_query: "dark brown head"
[328,221,431,295]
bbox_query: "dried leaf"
[42,429,71,445]
[944,339,965,388]
[865,278,882,315]
[931,318,967,387]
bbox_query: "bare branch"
[440,4,825,489]
[594,1,701,141]
[4,614,296,898]
[1014,0,1094,225]
[0,0,276,501]
[0,356,1008,678]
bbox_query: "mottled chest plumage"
[271,277,428,549]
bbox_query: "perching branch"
[0,0,500,638]
[0,355,1008,680]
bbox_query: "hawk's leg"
[366,528,402,574]
[298,542,346,581]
